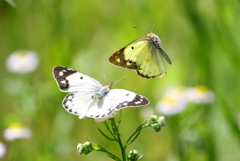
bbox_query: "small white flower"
[0,142,6,158]
[6,50,39,73]
[186,86,215,104]
[156,87,188,115]
[3,123,32,141]
[157,96,187,115]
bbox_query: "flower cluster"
[157,86,214,115]
[144,115,166,132]
[127,150,143,161]
[77,141,94,155]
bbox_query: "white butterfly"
[52,66,150,122]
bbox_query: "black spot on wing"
[109,47,138,69]
[62,93,74,110]
[115,95,149,109]
[53,66,77,90]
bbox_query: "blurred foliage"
[0,0,240,160]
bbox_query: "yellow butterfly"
[109,28,172,79]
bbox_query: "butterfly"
[109,29,172,79]
[52,66,150,122]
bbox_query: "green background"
[0,0,240,160]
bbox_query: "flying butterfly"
[52,66,150,122]
[109,26,172,79]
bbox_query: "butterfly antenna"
[110,78,126,88]
[102,70,108,84]
[133,26,150,33]
[151,24,155,32]
[112,78,126,84]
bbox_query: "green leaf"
[93,143,121,161]
[97,128,117,141]
[125,129,142,148]
[110,118,120,136]
[125,121,146,148]
[93,143,106,152]
[103,121,117,139]
[117,110,122,127]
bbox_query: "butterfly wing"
[52,66,103,118]
[62,92,94,118]
[52,66,102,92]
[86,89,150,122]
[109,35,171,79]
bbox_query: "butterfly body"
[109,32,172,79]
[53,66,149,122]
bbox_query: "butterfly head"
[147,32,160,40]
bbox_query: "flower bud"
[149,114,158,122]
[153,125,161,132]
[158,116,166,127]
[127,149,143,161]
[77,141,93,155]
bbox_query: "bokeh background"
[0,0,240,160]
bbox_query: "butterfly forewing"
[109,37,150,70]
[53,66,102,92]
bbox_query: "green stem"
[110,117,126,161]
[117,134,126,161]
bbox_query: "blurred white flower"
[157,87,188,115]
[157,95,187,115]
[3,123,32,141]
[186,86,215,104]
[156,86,214,115]
[6,50,39,73]
[0,142,6,158]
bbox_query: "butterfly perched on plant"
[109,27,172,79]
[52,66,149,122]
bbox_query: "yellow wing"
[109,35,171,79]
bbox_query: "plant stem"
[110,118,126,161]
[117,133,126,161]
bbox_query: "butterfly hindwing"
[62,92,93,119]
[109,32,172,79]
[86,89,149,122]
